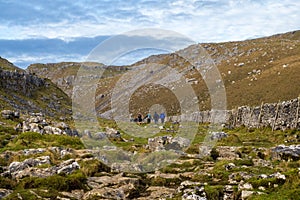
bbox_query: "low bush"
[4,132,84,151]
[20,171,87,192]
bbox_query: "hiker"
[153,112,159,124]
[160,112,165,124]
[144,113,151,124]
[130,113,134,122]
[137,113,143,124]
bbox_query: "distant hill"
[0,58,72,118]
[27,30,300,116]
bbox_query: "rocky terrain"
[0,110,299,199]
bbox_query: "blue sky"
[0,0,299,68]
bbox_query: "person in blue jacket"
[160,112,165,124]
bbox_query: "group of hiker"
[132,112,165,124]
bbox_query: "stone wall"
[169,98,300,131]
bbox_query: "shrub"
[20,171,87,192]
[234,159,254,166]
[205,185,224,200]
[210,147,219,161]
[4,132,84,151]
[80,159,110,176]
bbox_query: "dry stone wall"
[169,98,300,130]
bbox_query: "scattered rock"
[0,189,13,199]
[138,186,175,199]
[239,182,253,190]
[105,127,121,139]
[223,185,234,200]
[241,190,254,200]
[8,156,51,173]
[210,131,228,140]
[178,181,206,200]
[1,110,19,120]
[217,146,239,160]
[225,163,236,171]
[60,190,84,200]
[147,136,190,151]
[272,144,300,161]
[84,174,141,200]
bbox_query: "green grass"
[1,131,84,152]
[204,185,225,200]
[219,126,300,147]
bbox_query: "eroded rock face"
[0,70,45,97]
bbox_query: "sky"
[0,0,299,68]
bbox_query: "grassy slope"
[129,30,300,112]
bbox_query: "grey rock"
[57,159,80,175]
[148,136,190,152]
[225,163,236,171]
[210,131,228,140]
[1,110,17,119]
[0,189,13,199]
[23,148,46,156]
[178,181,207,200]
[223,185,234,200]
[8,156,51,173]
[105,127,121,138]
[60,190,84,200]
[272,144,300,161]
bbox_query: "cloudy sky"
[0,0,299,68]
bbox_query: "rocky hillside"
[0,58,72,119]
[27,62,127,97]
[27,30,300,116]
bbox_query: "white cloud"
[0,0,299,42]
[0,0,300,68]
